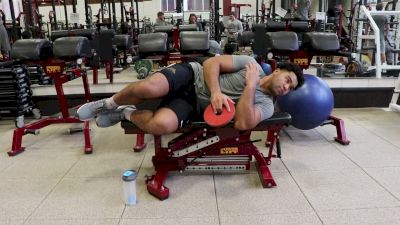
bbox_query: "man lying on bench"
[77,55,304,133]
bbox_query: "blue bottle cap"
[122,170,137,181]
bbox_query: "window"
[185,0,210,11]
[161,0,176,12]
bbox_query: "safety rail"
[358,5,400,78]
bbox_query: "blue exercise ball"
[261,62,272,75]
[277,74,334,130]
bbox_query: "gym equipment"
[135,31,210,79]
[51,28,131,84]
[134,59,153,79]
[389,74,400,112]
[8,37,94,156]
[113,34,133,67]
[0,63,36,120]
[122,111,291,200]
[261,61,272,75]
[253,29,350,145]
[355,5,400,78]
[277,74,334,130]
[203,101,236,127]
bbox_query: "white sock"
[105,97,118,109]
[123,107,136,121]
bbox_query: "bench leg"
[146,170,169,200]
[329,115,350,145]
[133,133,147,152]
[253,151,276,188]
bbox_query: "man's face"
[229,15,235,20]
[159,15,164,20]
[189,16,196,23]
[270,69,299,96]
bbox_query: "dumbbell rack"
[8,58,94,156]
[26,65,53,85]
[0,65,35,119]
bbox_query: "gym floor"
[1,68,400,225]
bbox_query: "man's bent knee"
[147,120,178,135]
[146,108,179,135]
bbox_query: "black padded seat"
[154,25,174,33]
[266,31,299,51]
[179,24,198,31]
[11,39,53,60]
[73,29,96,40]
[138,33,168,54]
[302,32,339,52]
[53,37,92,59]
[98,29,116,38]
[179,31,209,52]
[51,30,70,41]
[237,31,254,47]
[113,34,133,50]
[121,112,291,134]
[289,21,309,33]
[266,21,286,32]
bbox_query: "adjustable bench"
[121,112,291,200]
[8,37,94,156]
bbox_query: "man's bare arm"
[202,55,235,113]
[234,62,261,130]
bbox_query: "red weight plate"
[203,101,235,127]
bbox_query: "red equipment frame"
[122,112,291,200]
[8,58,93,156]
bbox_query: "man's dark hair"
[276,61,304,90]
[157,11,164,17]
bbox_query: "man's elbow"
[234,120,256,131]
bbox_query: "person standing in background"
[154,11,169,26]
[225,12,243,42]
[0,15,11,60]
[371,2,389,67]
[188,13,203,31]
[294,0,312,20]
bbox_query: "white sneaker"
[95,105,136,128]
[77,99,109,121]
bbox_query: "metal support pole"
[72,0,77,28]
[8,0,18,40]
[85,0,90,28]
[215,0,220,42]
[135,0,139,31]
[111,0,117,30]
[64,0,68,29]
[51,0,58,30]
[26,0,34,31]
[120,0,124,24]
[108,0,112,24]
[256,0,259,23]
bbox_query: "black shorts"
[158,63,198,128]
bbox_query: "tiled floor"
[1,68,400,224]
[1,107,400,225]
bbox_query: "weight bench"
[263,31,342,70]
[113,34,133,67]
[8,37,94,156]
[255,31,350,145]
[134,31,209,79]
[121,112,291,200]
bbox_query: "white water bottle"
[122,170,137,205]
